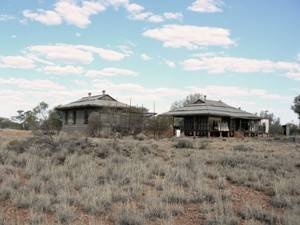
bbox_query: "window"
[73,111,76,124]
[84,110,89,124]
[65,111,68,124]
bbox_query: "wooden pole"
[153,101,156,139]
[129,98,132,133]
[173,116,175,136]
[193,116,196,137]
[142,104,144,132]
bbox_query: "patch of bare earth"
[0,129,32,139]
[173,203,204,225]
[226,181,284,225]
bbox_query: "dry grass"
[0,131,299,225]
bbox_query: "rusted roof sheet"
[163,99,260,119]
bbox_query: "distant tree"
[289,123,300,135]
[259,110,275,122]
[33,102,49,126]
[292,95,300,122]
[171,93,204,110]
[43,110,63,132]
[147,116,173,138]
[12,110,38,130]
[269,118,283,135]
[128,106,149,134]
[0,117,21,129]
[12,102,62,132]
[259,110,283,135]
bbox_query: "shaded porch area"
[172,115,260,137]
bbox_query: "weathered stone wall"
[61,108,145,136]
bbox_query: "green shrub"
[233,144,254,152]
[115,208,145,225]
[6,139,27,154]
[198,141,209,149]
[237,205,278,225]
[138,144,151,154]
[162,187,187,204]
[171,204,184,216]
[174,138,194,148]
[0,186,10,201]
[55,205,75,224]
[144,197,168,220]
[135,133,147,141]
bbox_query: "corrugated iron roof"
[56,94,128,110]
[163,99,260,119]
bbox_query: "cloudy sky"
[0,0,299,123]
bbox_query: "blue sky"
[0,0,299,123]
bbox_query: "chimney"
[102,90,106,95]
[88,92,91,97]
[204,95,207,101]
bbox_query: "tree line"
[1,93,299,136]
[11,102,62,132]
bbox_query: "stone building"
[56,91,148,135]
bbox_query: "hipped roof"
[56,94,128,110]
[163,99,260,120]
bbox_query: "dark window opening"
[73,111,76,124]
[84,110,89,124]
[65,111,68,124]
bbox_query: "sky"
[0,0,299,123]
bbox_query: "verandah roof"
[163,99,260,120]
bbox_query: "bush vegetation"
[174,138,194,148]
[0,134,299,225]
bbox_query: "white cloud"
[25,54,55,66]
[147,15,164,23]
[106,0,181,23]
[163,12,183,21]
[23,0,179,27]
[297,53,300,61]
[128,10,182,23]
[105,0,129,9]
[125,3,144,13]
[27,44,126,64]
[0,44,126,73]
[88,79,295,123]
[23,0,105,28]
[164,59,176,68]
[128,11,152,21]
[23,9,62,25]
[188,85,289,101]
[28,44,94,64]
[188,0,224,13]
[86,67,138,77]
[286,72,300,81]
[0,78,66,91]
[0,14,15,21]
[54,0,106,28]
[77,45,126,61]
[0,77,296,123]
[0,56,36,69]
[182,55,300,80]
[75,32,81,37]
[141,53,152,61]
[43,65,84,75]
[143,25,235,49]
[11,35,17,39]
[117,45,133,56]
